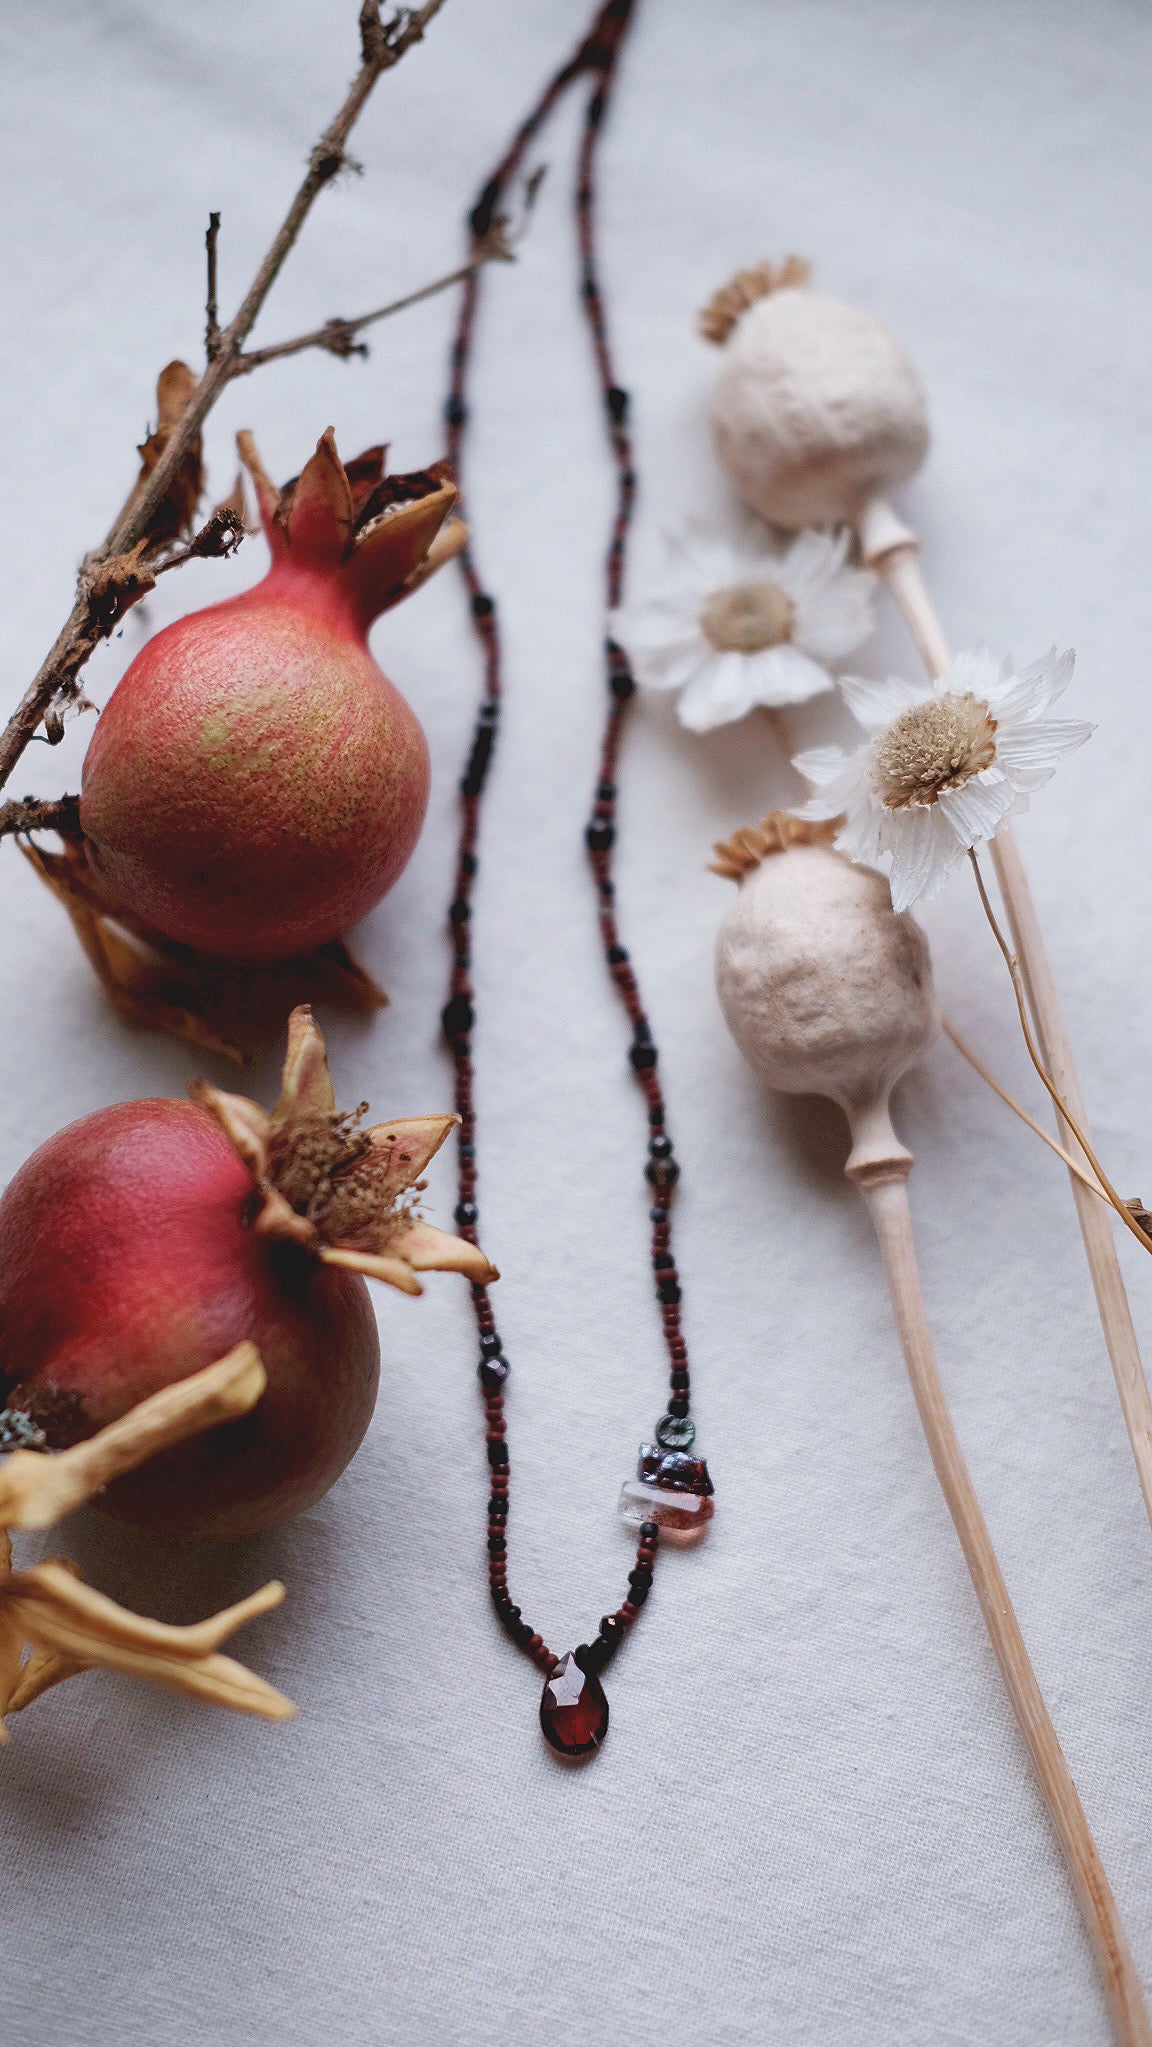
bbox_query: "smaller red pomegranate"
[80,431,461,960]
[0,1007,495,1538]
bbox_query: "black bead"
[630,1042,657,1072]
[512,1620,535,1648]
[597,781,616,801]
[646,1154,680,1186]
[479,701,498,724]
[667,1395,689,1419]
[606,385,629,423]
[626,1575,651,1606]
[469,178,501,241]
[461,851,479,876]
[586,822,614,853]
[648,1134,673,1160]
[480,1331,504,1357]
[650,1205,669,1225]
[609,666,636,701]
[670,1370,690,1392]
[441,992,474,1039]
[607,944,629,966]
[599,1613,625,1644]
[488,1497,508,1520]
[486,1439,509,1470]
[449,900,471,926]
[479,1356,510,1391]
[470,593,494,619]
[639,1522,659,1542]
[459,1141,476,1162]
[445,396,467,427]
[628,1565,653,1591]
[455,1200,478,1228]
[487,1533,506,1556]
[653,1251,673,1271]
[657,1277,681,1305]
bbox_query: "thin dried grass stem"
[940,1017,1106,1201]
[854,1158,1152,2047]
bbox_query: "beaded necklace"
[440,0,713,1759]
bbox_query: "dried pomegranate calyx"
[191,1005,498,1296]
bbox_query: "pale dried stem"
[0,0,449,795]
[868,512,1152,1541]
[940,1016,1107,1202]
[852,1150,1151,2047]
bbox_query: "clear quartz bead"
[618,1477,714,1544]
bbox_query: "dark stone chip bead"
[441,992,474,1038]
[449,900,471,926]
[470,593,494,618]
[513,1620,535,1648]
[607,944,629,965]
[653,1251,674,1271]
[667,1395,689,1420]
[586,822,615,853]
[599,1614,626,1644]
[486,1439,510,1470]
[626,1576,651,1606]
[455,1200,479,1227]
[480,1331,504,1357]
[657,1277,682,1305]
[478,1356,510,1391]
[628,1565,653,1590]
[606,385,629,422]
[630,1042,657,1072]
[670,1370,690,1392]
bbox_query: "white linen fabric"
[1,2,1151,2041]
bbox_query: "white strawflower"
[794,646,1092,911]
[609,523,875,732]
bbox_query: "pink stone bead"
[617,1478,714,1545]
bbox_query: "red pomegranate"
[79,431,461,960]
[0,1008,495,1538]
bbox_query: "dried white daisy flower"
[609,523,875,732]
[794,646,1091,911]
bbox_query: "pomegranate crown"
[236,427,465,628]
[191,1005,497,1297]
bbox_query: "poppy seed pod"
[700,263,930,530]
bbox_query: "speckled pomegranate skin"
[0,1097,380,1537]
[80,570,430,960]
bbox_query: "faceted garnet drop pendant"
[539,1650,610,1757]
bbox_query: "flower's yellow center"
[872,691,998,809]
[700,580,795,654]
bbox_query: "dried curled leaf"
[135,359,204,553]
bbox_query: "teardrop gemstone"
[539,1651,609,1757]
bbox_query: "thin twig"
[0,795,81,843]
[0,0,448,796]
[233,251,502,376]
[940,1016,1107,1201]
[205,211,221,360]
[968,849,1152,1256]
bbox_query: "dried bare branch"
[0,0,450,797]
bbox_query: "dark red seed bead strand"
[440,0,686,1696]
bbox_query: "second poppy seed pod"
[712,816,938,1176]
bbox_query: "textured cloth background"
[2,2,1152,2041]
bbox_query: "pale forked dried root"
[708,810,839,880]
[697,255,812,345]
[0,1346,295,1732]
